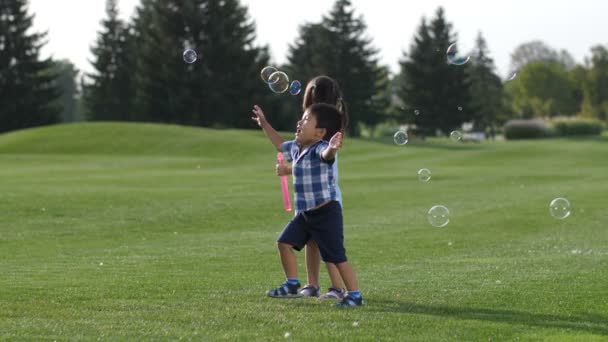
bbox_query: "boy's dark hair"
[309,103,343,141]
[303,75,349,132]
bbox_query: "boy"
[251,102,364,307]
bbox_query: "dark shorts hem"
[322,256,348,264]
[276,238,304,251]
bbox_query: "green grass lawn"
[1,122,607,341]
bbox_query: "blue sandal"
[333,293,364,307]
[267,281,302,298]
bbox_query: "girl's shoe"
[318,287,345,300]
[298,285,320,297]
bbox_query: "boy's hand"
[328,132,343,150]
[251,105,267,127]
[276,162,291,176]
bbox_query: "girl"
[252,75,349,299]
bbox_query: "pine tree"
[52,59,79,122]
[0,0,60,133]
[131,0,273,127]
[396,7,472,136]
[285,0,389,136]
[85,0,135,121]
[467,32,505,134]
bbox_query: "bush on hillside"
[504,119,552,140]
[550,117,604,136]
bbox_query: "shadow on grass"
[370,299,608,335]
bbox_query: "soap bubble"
[450,130,463,142]
[260,66,278,83]
[183,49,197,64]
[427,205,450,227]
[289,80,302,95]
[268,71,289,93]
[393,130,408,145]
[549,197,571,219]
[446,43,470,66]
[418,168,431,182]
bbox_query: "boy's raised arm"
[321,132,342,161]
[252,105,284,151]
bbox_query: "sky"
[29,0,608,79]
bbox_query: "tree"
[466,32,506,132]
[509,40,575,74]
[505,61,580,118]
[284,0,389,136]
[85,0,135,121]
[131,0,274,128]
[395,7,473,136]
[580,45,608,120]
[0,0,61,133]
[52,59,79,122]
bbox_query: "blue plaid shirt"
[281,140,338,212]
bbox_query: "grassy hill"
[1,123,607,340]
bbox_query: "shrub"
[504,119,552,140]
[550,117,604,136]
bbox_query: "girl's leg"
[325,262,345,289]
[305,241,321,287]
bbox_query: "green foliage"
[130,0,275,128]
[395,7,473,136]
[284,0,389,136]
[51,59,80,122]
[550,117,604,136]
[509,40,575,74]
[467,32,507,129]
[506,62,580,118]
[84,0,135,121]
[504,119,552,140]
[0,0,61,132]
[579,45,608,121]
[1,123,608,340]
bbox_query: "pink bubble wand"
[277,152,292,212]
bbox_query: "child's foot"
[298,285,320,297]
[333,293,364,307]
[319,287,345,300]
[266,281,302,298]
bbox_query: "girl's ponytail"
[338,98,349,133]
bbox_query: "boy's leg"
[278,242,298,279]
[304,202,363,306]
[305,243,348,290]
[333,260,364,306]
[335,261,358,291]
[267,213,309,298]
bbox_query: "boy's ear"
[317,127,327,139]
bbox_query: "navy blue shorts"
[277,201,347,264]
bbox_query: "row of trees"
[1,0,607,135]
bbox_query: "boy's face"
[295,110,325,146]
